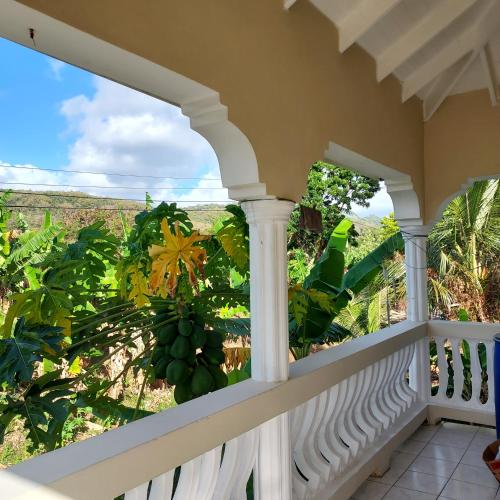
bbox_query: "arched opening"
[0,0,264,201]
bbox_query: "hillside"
[4,190,229,238]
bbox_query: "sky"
[0,37,393,217]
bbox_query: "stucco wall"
[16,0,424,205]
[424,89,500,223]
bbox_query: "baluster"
[388,348,407,417]
[192,446,222,500]
[485,341,495,411]
[290,403,308,500]
[149,470,174,500]
[370,356,393,430]
[396,345,417,408]
[381,352,400,422]
[325,381,351,476]
[173,455,202,499]
[124,483,149,500]
[366,358,387,436]
[292,396,327,495]
[230,429,259,500]
[468,340,481,408]
[338,373,365,458]
[435,337,449,400]
[317,386,342,478]
[450,338,465,404]
[213,429,257,500]
[352,366,376,444]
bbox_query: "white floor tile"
[392,451,419,470]
[440,478,498,500]
[395,471,448,495]
[441,422,478,433]
[451,463,499,489]
[351,480,391,499]
[431,430,474,449]
[460,448,489,468]
[412,427,440,443]
[398,439,427,454]
[384,486,438,499]
[409,456,457,478]
[420,443,465,464]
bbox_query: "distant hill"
[4,190,229,239]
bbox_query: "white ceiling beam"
[337,0,402,53]
[284,0,298,10]
[401,0,500,102]
[376,0,478,82]
[423,51,478,120]
[479,45,499,106]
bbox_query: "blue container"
[494,334,500,439]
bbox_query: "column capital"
[241,199,295,224]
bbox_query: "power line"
[1,181,226,191]
[0,164,221,181]
[5,204,226,212]
[0,190,230,204]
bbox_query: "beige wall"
[424,89,500,223]
[17,0,424,205]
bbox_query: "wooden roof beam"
[338,0,402,53]
[376,0,478,82]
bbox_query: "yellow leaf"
[128,264,151,308]
[148,219,208,297]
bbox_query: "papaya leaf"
[76,394,152,423]
[0,319,64,386]
[212,317,251,337]
[216,205,249,272]
[227,368,250,385]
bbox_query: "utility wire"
[1,181,226,191]
[5,204,226,212]
[0,163,221,181]
[0,189,230,204]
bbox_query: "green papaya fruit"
[170,335,191,359]
[185,350,197,366]
[191,365,214,396]
[202,347,225,365]
[205,330,225,348]
[154,358,168,379]
[166,359,190,385]
[151,347,163,364]
[207,365,228,390]
[178,319,193,337]
[190,326,207,349]
[157,324,178,344]
[174,380,194,404]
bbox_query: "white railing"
[1,321,426,500]
[427,320,500,426]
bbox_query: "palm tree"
[428,179,500,321]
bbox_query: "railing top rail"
[428,320,500,341]
[4,320,425,499]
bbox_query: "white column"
[241,199,295,500]
[403,227,431,403]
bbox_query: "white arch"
[324,142,423,229]
[0,0,267,201]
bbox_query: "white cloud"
[48,59,66,81]
[351,184,394,218]
[56,76,224,204]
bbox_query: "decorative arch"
[430,173,500,228]
[324,142,424,229]
[0,0,267,201]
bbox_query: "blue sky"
[0,37,392,215]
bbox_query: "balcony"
[2,320,498,499]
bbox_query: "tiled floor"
[352,421,500,500]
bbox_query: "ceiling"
[287,0,500,120]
